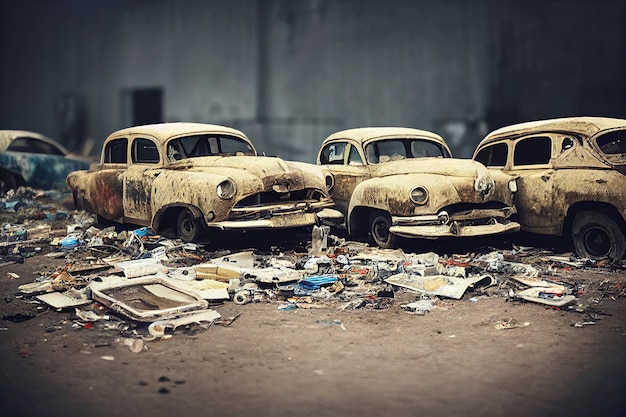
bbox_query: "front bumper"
[390,221,520,239]
[389,207,520,239]
[207,208,343,230]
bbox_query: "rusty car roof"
[322,127,446,146]
[0,129,70,154]
[107,122,249,144]
[479,116,626,146]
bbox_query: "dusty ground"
[1,231,626,417]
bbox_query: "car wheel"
[369,211,398,249]
[0,172,17,195]
[177,209,205,243]
[571,210,626,261]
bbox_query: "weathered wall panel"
[1,0,625,162]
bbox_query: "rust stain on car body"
[474,116,626,261]
[67,122,342,242]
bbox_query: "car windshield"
[166,134,256,161]
[596,130,626,155]
[364,138,448,164]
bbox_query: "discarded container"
[61,234,83,250]
[133,227,155,238]
[310,225,330,255]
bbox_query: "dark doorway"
[121,87,163,127]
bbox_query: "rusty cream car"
[317,127,520,248]
[473,116,626,261]
[67,122,342,242]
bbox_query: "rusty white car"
[67,122,342,242]
[0,130,92,194]
[317,127,520,248]
[473,116,626,261]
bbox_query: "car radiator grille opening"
[441,202,516,225]
[234,189,323,208]
[228,189,328,221]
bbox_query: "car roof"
[0,129,69,154]
[479,116,626,146]
[107,122,249,144]
[322,127,447,146]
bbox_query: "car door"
[507,135,562,232]
[89,137,128,221]
[123,136,162,225]
[476,135,559,233]
[319,140,370,215]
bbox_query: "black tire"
[369,211,398,249]
[176,209,205,243]
[95,214,116,228]
[571,210,626,261]
[0,172,17,195]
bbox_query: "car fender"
[286,160,328,190]
[67,169,124,221]
[150,170,262,224]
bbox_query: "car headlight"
[410,186,428,205]
[508,179,517,193]
[217,179,236,199]
[475,174,494,196]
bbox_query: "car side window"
[347,144,363,166]
[103,138,128,164]
[320,142,347,165]
[132,138,160,164]
[475,143,508,167]
[560,137,575,152]
[8,137,65,156]
[514,136,552,166]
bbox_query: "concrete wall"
[0,0,259,155]
[259,0,489,160]
[486,0,626,127]
[1,0,625,162]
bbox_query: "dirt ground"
[1,231,626,417]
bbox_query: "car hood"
[170,156,319,190]
[371,157,497,198]
[371,157,490,178]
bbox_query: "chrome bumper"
[207,208,343,230]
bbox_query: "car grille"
[228,188,332,221]
[234,189,324,208]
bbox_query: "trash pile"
[1,187,624,349]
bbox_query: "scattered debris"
[494,318,530,330]
[0,186,624,347]
[385,273,496,300]
[88,276,210,322]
